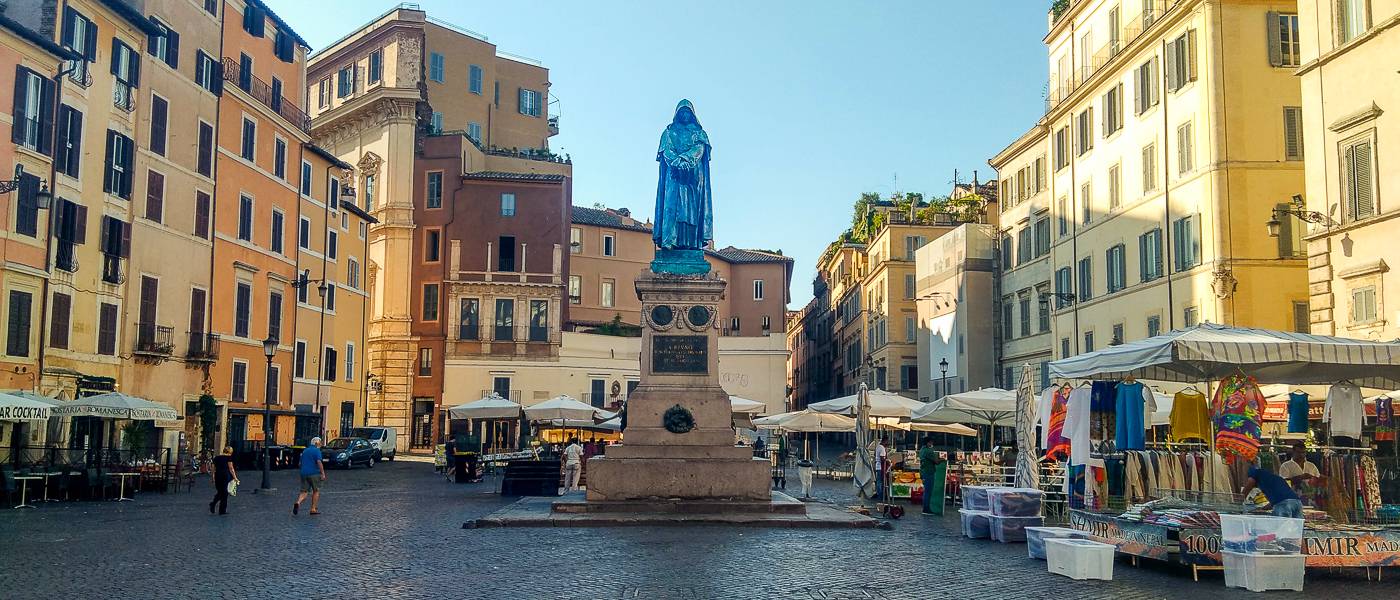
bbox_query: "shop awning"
[48,392,178,421]
[1048,323,1400,388]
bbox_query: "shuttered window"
[1139,228,1164,282]
[49,292,71,349]
[1106,244,1127,293]
[97,303,118,355]
[190,288,207,337]
[138,276,158,328]
[1166,29,1198,92]
[1078,256,1093,301]
[145,170,164,222]
[55,105,83,177]
[194,191,210,239]
[1267,12,1301,68]
[268,291,282,341]
[1351,286,1377,323]
[103,130,135,198]
[1173,214,1202,272]
[1176,122,1194,175]
[234,282,251,338]
[5,291,32,357]
[14,172,40,237]
[231,363,247,402]
[1342,136,1376,221]
[11,66,55,154]
[238,195,253,242]
[1134,57,1159,115]
[197,121,214,177]
[149,94,168,155]
[429,53,444,83]
[1283,107,1304,161]
[1108,164,1121,210]
[1142,143,1157,193]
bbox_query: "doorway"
[411,398,433,449]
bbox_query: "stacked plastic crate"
[958,485,996,539]
[1220,515,1305,592]
[987,487,1045,542]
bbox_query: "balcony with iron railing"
[55,243,78,273]
[221,57,311,133]
[1044,0,1182,114]
[187,332,220,362]
[134,324,175,357]
[101,254,124,285]
[479,389,522,403]
[113,82,135,112]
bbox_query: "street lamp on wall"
[939,357,949,398]
[1038,291,1077,310]
[0,165,53,207]
[1266,194,1339,237]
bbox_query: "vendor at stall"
[1277,441,1320,489]
[1241,464,1304,518]
[918,437,947,516]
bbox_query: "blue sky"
[269,0,1051,307]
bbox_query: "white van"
[350,427,397,462]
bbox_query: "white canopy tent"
[524,395,605,422]
[729,396,766,414]
[754,410,856,433]
[447,394,523,420]
[1048,323,1400,388]
[911,388,1017,426]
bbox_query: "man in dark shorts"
[294,437,326,515]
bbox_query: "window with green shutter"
[1342,136,1375,221]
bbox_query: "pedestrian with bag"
[209,446,238,515]
[294,437,326,515]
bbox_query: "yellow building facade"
[1039,0,1308,361]
[990,125,1054,388]
[1297,0,1400,339]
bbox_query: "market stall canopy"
[524,395,605,422]
[729,396,766,414]
[48,392,178,421]
[1049,323,1400,388]
[753,409,856,433]
[895,421,978,436]
[0,391,52,422]
[447,394,523,420]
[911,388,1017,426]
[808,389,926,418]
[541,418,620,433]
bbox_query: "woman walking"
[209,446,238,515]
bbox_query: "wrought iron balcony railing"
[221,57,311,133]
[134,323,175,356]
[186,332,220,362]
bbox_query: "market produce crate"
[1221,551,1304,592]
[990,515,1043,543]
[1220,514,1303,555]
[1025,526,1084,560]
[961,485,999,511]
[1045,538,1115,581]
[988,487,1043,517]
[959,508,992,539]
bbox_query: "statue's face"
[677,108,695,125]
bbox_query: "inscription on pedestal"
[651,335,708,374]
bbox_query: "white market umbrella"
[729,396,766,414]
[911,387,1017,426]
[448,394,523,420]
[49,392,177,421]
[852,384,876,500]
[524,395,603,422]
[754,410,856,433]
[900,421,978,436]
[0,391,52,422]
[1049,322,1400,388]
[809,388,926,418]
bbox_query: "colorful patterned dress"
[1045,387,1071,461]
[1212,375,1267,464]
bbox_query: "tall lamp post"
[938,357,949,399]
[260,335,278,490]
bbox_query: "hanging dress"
[1212,374,1267,464]
[1045,386,1072,461]
[1170,389,1210,442]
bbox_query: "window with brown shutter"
[197,122,213,177]
[49,292,71,349]
[139,275,158,326]
[5,291,32,357]
[194,191,210,239]
[149,95,167,155]
[189,287,206,337]
[97,302,117,355]
[145,170,164,222]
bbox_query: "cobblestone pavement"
[0,463,1391,599]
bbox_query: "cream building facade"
[915,224,999,402]
[1040,0,1309,362]
[1297,0,1400,340]
[991,124,1055,389]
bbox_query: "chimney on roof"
[617,208,630,217]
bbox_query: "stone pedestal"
[585,271,771,502]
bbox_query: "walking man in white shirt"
[562,438,583,494]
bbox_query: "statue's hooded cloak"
[653,99,713,250]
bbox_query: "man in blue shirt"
[294,437,326,515]
[1242,465,1302,518]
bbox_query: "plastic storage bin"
[961,485,998,511]
[990,515,1044,543]
[1221,551,1305,592]
[1220,514,1304,554]
[1025,526,1084,560]
[959,509,992,539]
[1045,538,1115,581]
[988,487,1044,517]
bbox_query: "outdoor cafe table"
[12,475,41,508]
[107,472,140,502]
[39,471,62,502]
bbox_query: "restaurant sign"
[1069,510,1171,560]
[1180,528,1400,567]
